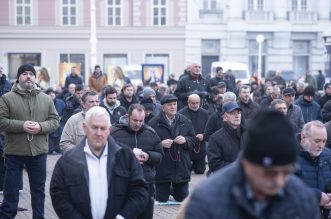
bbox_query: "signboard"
[59,63,81,86]
[142,64,164,85]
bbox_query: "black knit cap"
[303,86,315,97]
[17,64,36,79]
[243,109,298,167]
[140,98,155,111]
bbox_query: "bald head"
[189,63,201,77]
[188,94,201,111]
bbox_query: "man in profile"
[184,110,320,219]
[50,106,148,219]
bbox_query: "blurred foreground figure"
[184,110,320,219]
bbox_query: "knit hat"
[140,98,155,111]
[143,87,156,99]
[243,109,298,167]
[303,86,315,97]
[17,64,36,79]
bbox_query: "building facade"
[0,0,330,85]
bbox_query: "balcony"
[199,9,224,23]
[287,11,318,23]
[244,10,275,23]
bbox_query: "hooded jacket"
[294,95,321,123]
[0,83,59,156]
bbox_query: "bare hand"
[196,134,204,142]
[174,136,186,145]
[136,151,149,164]
[23,121,41,134]
[161,139,173,148]
[320,192,331,207]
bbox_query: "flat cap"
[160,94,178,105]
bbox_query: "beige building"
[0,0,330,85]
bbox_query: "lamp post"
[323,28,331,78]
[90,0,98,77]
[256,34,264,80]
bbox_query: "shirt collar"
[84,140,108,159]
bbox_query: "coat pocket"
[113,169,130,196]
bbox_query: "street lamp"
[323,28,331,78]
[90,0,98,80]
[256,34,264,80]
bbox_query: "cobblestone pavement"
[1,154,207,219]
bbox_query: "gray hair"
[270,99,286,109]
[302,120,325,138]
[85,106,111,126]
[223,92,236,103]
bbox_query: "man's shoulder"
[65,112,84,124]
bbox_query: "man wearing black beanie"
[184,110,320,219]
[0,64,59,219]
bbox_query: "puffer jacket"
[294,95,321,123]
[0,83,59,156]
[296,148,331,201]
[111,124,163,183]
[148,112,196,183]
[287,103,305,134]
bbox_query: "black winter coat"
[148,113,196,183]
[207,123,244,174]
[178,107,209,159]
[100,102,127,126]
[50,136,148,219]
[174,74,210,109]
[111,124,163,183]
[118,94,138,111]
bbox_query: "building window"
[145,54,169,79]
[292,0,307,11]
[60,53,85,81]
[293,40,309,77]
[16,0,32,25]
[153,0,167,26]
[103,54,128,70]
[203,0,217,10]
[107,0,121,26]
[248,0,264,10]
[62,0,77,25]
[8,53,41,81]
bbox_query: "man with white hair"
[178,94,209,174]
[296,121,331,218]
[50,106,148,219]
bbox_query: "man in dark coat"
[50,106,148,219]
[118,83,138,111]
[0,65,11,192]
[111,104,163,219]
[237,85,260,122]
[64,66,83,89]
[282,87,305,134]
[319,83,331,108]
[296,121,331,218]
[174,63,210,109]
[178,94,209,174]
[294,86,321,123]
[207,102,244,175]
[184,110,320,219]
[62,84,84,125]
[316,69,326,91]
[100,86,126,126]
[209,66,228,88]
[149,95,196,202]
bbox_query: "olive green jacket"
[0,83,59,156]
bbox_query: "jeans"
[0,154,47,219]
[155,182,189,202]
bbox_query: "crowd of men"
[0,62,331,218]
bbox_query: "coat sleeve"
[0,97,25,132]
[207,134,231,173]
[59,120,76,153]
[119,153,149,219]
[50,159,86,219]
[39,98,60,134]
[145,133,164,166]
[183,188,212,219]
[182,120,196,151]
